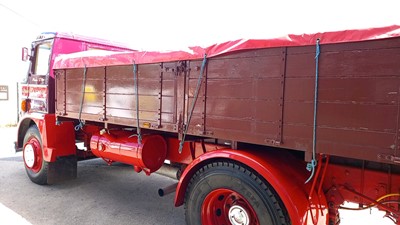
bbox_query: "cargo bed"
[54,26,400,165]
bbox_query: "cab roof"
[36,32,134,51]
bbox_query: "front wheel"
[184,161,290,225]
[23,126,48,185]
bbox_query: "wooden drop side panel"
[104,65,162,127]
[199,38,400,163]
[190,48,286,146]
[58,67,105,119]
[312,39,400,163]
[56,37,400,164]
[56,62,185,132]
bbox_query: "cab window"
[33,42,52,75]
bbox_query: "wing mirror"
[22,47,30,61]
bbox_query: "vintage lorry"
[16,25,400,225]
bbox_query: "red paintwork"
[52,32,132,51]
[53,25,400,69]
[23,136,43,173]
[21,86,47,98]
[17,114,76,162]
[323,162,400,216]
[201,189,259,225]
[40,114,76,162]
[90,131,167,173]
[174,148,328,225]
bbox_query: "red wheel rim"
[23,137,43,173]
[201,188,260,225]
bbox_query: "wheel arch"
[174,149,328,225]
[17,117,39,149]
[17,114,77,162]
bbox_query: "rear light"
[21,99,31,112]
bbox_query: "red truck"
[16,26,400,225]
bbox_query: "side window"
[33,42,52,75]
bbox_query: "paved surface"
[0,127,185,225]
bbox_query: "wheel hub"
[229,205,249,225]
[201,188,259,225]
[24,144,36,168]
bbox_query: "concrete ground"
[0,157,186,225]
[0,127,185,225]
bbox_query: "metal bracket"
[177,61,188,73]
[264,139,281,146]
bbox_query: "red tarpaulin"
[53,25,400,69]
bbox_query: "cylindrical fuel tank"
[90,131,167,173]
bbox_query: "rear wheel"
[23,126,48,185]
[185,161,290,225]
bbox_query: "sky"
[0,0,400,82]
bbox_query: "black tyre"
[23,126,48,185]
[185,161,290,225]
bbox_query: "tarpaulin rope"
[178,54,207,154]
[75,65,87,131]
[305,39,320,184]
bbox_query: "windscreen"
[33,42,52,75]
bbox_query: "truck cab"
[20,32,133,114]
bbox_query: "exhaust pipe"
[158,183,178,197]
[155,164,181,180]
